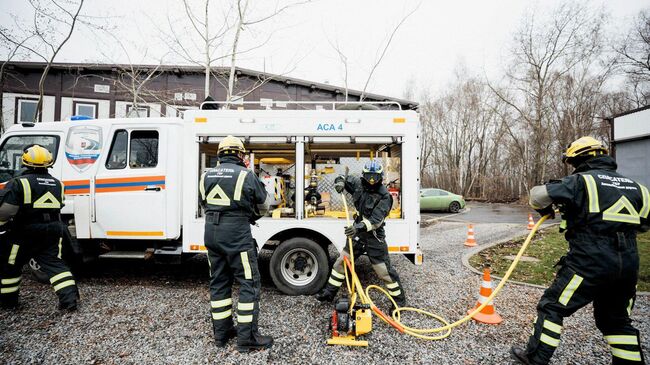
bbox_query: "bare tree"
[223,0,312,106]
[327,3,420,102]
[30,0,85,121]
[100,34,169,117]
[0,28,36,132]
[0,0,94,123]
[328,38,349,102]
[488,1,608,189]
[359,3,419,101]
[154,0,233,99]
[159,0,310,105]
[417,2,616,201]
[420,69,503,198]
[615,9,650,106]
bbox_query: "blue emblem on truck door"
[65,125,102,172]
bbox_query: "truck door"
[91,126,167,238]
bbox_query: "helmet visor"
[362,172,382,185]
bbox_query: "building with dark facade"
[0,61,416,131]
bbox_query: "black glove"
[535,205,555,219]
[334,176,345,194]
[344,225,357,237]
[344,223,366,237]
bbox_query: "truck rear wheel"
[269,237,328,295]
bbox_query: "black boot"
[0,297,19,310]
[236,330,274,352]
[315,288,336,302]
[510,346,538,365]
[58,288,79,312]
[58,300,78,312]
[215,327,237,348]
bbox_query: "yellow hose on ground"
[341,210,549,340]
[366,215,550,340]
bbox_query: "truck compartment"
[197,137,403,221]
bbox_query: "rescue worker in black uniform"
[199,135,273,352]
[315,160,406,307]
[0,145,78,310]
[511,137,648,365]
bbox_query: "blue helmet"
[362,160,383,187]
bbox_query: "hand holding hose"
[345,224,363,237]
[334,176,345,193]
[535,205,555,219]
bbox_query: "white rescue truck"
[0,102,422,295]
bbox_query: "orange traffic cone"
[527,214,535,230]
[467,268,503,324]
[464,224,477,247]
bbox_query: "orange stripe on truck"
[96,176,166,184]
[388,246,410,252]
[106,231,165,237]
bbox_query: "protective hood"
[572,155,617,174]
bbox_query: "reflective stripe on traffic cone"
[464,224,477,247]
[467,268,503,324]
[527,214,535,230]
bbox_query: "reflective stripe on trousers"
[605,335,643,362]
[211,298,233,320]
[558,274,583,306]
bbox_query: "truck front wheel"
[269,237,328,295]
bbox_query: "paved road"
[422,202,551,224]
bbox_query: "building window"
[15,98,39,123]
[73,101,98,118]
[126,104,150,118]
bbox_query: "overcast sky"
[1,0,647,100]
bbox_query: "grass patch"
[469,229,650,291]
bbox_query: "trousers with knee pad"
[524,233,645,365]
[205,216,262,342]
[322,228,405,304]
[0,222,78,308]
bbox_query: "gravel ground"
[1,222,648,364]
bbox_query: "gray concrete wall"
[615,138,650,187]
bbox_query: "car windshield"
[0,135,59,182]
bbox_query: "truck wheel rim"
[280,248,318,287]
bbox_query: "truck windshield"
[0,135,59,182]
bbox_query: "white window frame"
[74,102,98,118]
[126,104,150,118]
[17,98,39,123]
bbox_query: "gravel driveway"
[1,222,648,364]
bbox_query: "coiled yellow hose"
[339,185,549,340]
[365,215,549,340]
